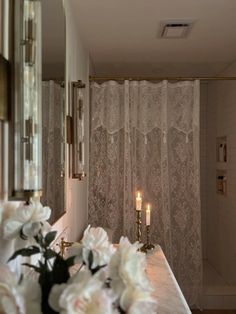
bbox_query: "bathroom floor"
[203,260,226,287]
[203,260,236,295]
[201,260,236,310]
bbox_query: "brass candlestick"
[136,209,142,242]
[142,225,155,252]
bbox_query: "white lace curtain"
[41,81,65,223]
[89,80,202,307]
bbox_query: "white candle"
[136,191,142,211]
[146,204,151,225]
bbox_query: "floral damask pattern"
[89,80,202,307]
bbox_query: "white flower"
[120,286,157,314]
[109,237,150,298]
[0,203,19,263]
[73,226,115,270]
[0,264,41,314]
[50,269,116,314]
[3,201,51,248]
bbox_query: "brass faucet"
[57,237,74,258]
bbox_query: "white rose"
[79,226,115,270]
[3,201,51,249]
[0,203,18,263]
[109,237,150,298]
[52,269,116,314]
[0,264,41,314]
[0,264,24,314]
[120,286,157,314]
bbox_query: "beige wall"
[52,1,90,242]
[203,61,236,283]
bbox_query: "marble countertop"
[70,244,191,313]
[147,245,191,314]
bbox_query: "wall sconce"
[9,0,42,200]
[67,80,86,181]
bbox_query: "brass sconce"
[67,80,86,181]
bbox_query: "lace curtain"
[41,81,65,223]
[89,80,202,307]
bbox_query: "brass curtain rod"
[90,76,236,81]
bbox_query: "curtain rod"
[90,76,236,81]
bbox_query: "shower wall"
[201,74,236,285]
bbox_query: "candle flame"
[147,203,151,211]
[137,191,141,198]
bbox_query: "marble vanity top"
[147,245,191,314]
[70,245,191,313]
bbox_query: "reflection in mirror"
[41,0,66,223]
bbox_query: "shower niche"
[216,170,227,196]
[216,136,227,163]
[216,136,227,196]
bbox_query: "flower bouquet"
[0,201,157,314]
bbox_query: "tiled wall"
[202,78,236,285]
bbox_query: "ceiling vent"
[160,21,194,39]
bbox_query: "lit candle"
[136,191,142,211]
[146,203,151,225]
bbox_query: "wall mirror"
[41,0,66,223]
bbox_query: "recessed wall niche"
[216,169,227,196]
[216,136,227,163]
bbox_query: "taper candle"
[146,203,151,225]
[136,191,142,211]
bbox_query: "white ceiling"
[42,0,65,79]
[71,0,236,76]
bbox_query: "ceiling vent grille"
[160,21,193,38]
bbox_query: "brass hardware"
[24,117,35,161]
[90,76,236,82]
[73,171,86,181]
[66,115,73,144]
[72,80,86,89]
[141,225,155,253]
[11,190,42,202]
[136,209,142,243]
[25,40,35,66]
[0,55,9,121]
[25,19,35,41]
[57,237,74,258]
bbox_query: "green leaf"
[52,255,70,284]
[8,246,40,262]
[39,260,44,268]
[44,231,57,247]
[91,263,107,275]
[65,255,76,267]
[22,263,41,273]
[44,249,58,259]
[88,250,93,270]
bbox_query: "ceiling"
[42,0,65,79]
[71,0,236,76]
